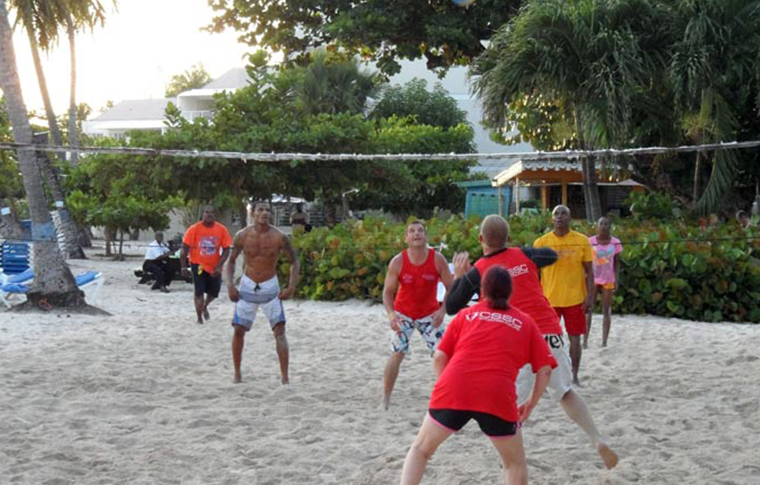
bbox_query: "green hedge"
[282,214,760,323]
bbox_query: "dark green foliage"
[85,53,477,218]
[370,79,468,129]
[0,98,23,199]
[627,191,685,221]
[613,221,760,323]
[207,0,523,75]
[471,0,760,214]
[286,214,760,323]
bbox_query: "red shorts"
[554,304,586,335]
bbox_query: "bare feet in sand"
[597,442,619,469]
[203,308,210,321]
[281,377,290,385]
[234,372,242,384]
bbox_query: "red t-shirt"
[430,302,557,422]
[182,221,232,274]
[474,249,562,335]
[394,249,441,319]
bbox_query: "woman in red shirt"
[399,266,556,485]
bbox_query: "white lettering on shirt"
[466,311,523,331]
[507,264,529,278]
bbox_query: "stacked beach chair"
[0,240,103,308]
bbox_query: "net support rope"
[1,139,760,162]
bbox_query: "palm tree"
[9,0,64,144]
[299,50,384,115]
[8,0,109,258]
[62,1,108,166]
[667,0,760,213]
[0,0,85,308]
[470,0,670,221]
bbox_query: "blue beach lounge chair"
[0,271,104,308]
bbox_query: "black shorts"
[429,409,518,438]
[191,264,222,298]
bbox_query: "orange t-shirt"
[182,221,232,274]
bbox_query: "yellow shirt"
[534,230,593,307]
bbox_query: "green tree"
[299,50,384,115]
[65,134,184,258]
[355,117,476,216]
[471,0,670,221]
[7,0,110,258]
[0,0,84,308]
[370,79,468,129]
[165,63,212,97]
[0,97,25,238]
[666,0,760,214]
[207,0,523,75]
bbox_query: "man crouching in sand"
[226,201,300,384]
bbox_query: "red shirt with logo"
[394,249,441,319]
[430,302,557,422]
[474,249,562,335]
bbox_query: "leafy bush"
[369,79,469,129]
[627,191,685,221]
[283,214,760,323]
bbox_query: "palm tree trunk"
[66,13,79,166]
[575,108,602,221]
[586,155,603,221]
[692,150,703,203]
[32,134,87,259]
[21,11,87,259]
[0,0,84,308]
[23,13,63,147]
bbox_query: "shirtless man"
[382,221,453,410]
[446,215,618,470]
[226,201,300,384]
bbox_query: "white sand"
[1,252,759,485]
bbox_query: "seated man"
[143,232,175,293]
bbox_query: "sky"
[11,0,252,114]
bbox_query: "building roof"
[492,159,643,188]
[202,68,251,90]
[90,99,174,122]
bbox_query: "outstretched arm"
[383,255,402,332]
[445,267,481,315]
[431,252,453,328]
[226,231,245,302]
[279,236,300,300]
[521,246,558,269]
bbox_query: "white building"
[82,68,249,138]
[84,63,533,176]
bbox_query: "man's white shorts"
[232,275,285,331]
[390,311,445,356]
[516,334,573,403]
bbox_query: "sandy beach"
[1,249,759,485]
